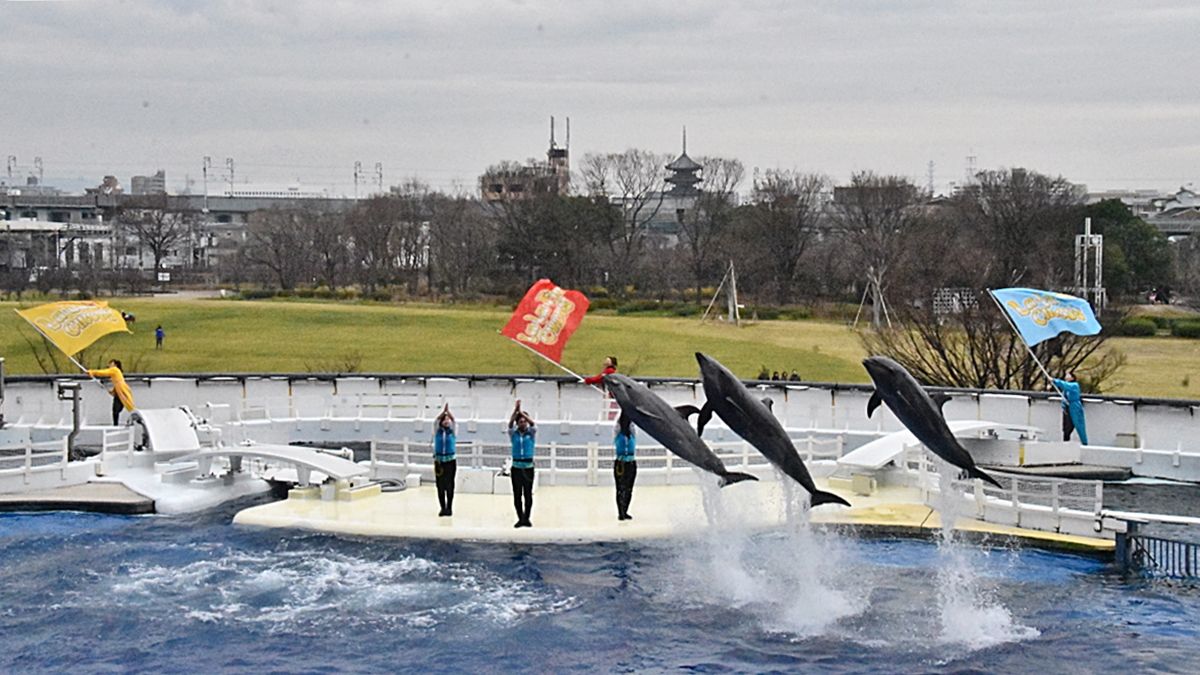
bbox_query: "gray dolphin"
[604,373,757,488]
[691,352,850,507]
[862,356,1002,488]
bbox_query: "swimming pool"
[2,497,1198,673]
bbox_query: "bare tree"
[244,207,314,290]
[346,196,398,294]
[739,169,829,304]
[389,180,432,294]
[861,296,1124,392]
[121,194,193,279]
[427,195,497,295]
[831,172,923,327]
[676,157,744,301]
[953,168,1084,288]
[578,149,670,294]
[308,210,349,291]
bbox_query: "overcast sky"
[2,0,1197,196]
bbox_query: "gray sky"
[2,0,1197,196]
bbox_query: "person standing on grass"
[613,414,637,521]
[433,404,457,517]
[88,359,135,426]
[508,400,537,528]
[155,325,165,350]
[1051,372,1089,445]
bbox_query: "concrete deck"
[233,480,1115,553]
[0,482,154,514]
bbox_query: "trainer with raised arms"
[508,400,537,528]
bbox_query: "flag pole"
[503,336,605,394]
[987,290,1061,393]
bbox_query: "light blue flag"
[991,288,1102,346]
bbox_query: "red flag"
[501,279,590,363]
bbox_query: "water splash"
[931,460,1040,649]
[672,477,866,637]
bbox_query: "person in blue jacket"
[613,414,637,521]
[508,400,537,528]
[433,404,457,516]
[1052,372,1088,445]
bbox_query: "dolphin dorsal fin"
[696,403,714,435]
[761,397,774,412]
[867,391,882,418]
[930,392,951,414]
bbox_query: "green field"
[1,297,1197,400]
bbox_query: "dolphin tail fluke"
[718,471,758,488]
[969,465,1003,489]
[810,489,851,508]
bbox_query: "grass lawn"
[1,297,1197,400]
[0,298,867,383]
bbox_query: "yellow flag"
[15,301,132,357]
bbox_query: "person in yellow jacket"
[87,359,135,426]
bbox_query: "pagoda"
[664,127,702,197]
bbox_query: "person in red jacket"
[583,356,617,387]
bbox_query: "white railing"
[905,444,1104,536]
[0,437,69,484]
[368,434,848,486]
[97,427,138,467]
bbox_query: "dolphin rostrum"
[604,373,757,488]
[691,352,850,507]
[862,356,1002,488]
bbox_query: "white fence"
[369,434,848,486]
[905,445,1105,538]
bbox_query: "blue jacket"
[1052,379,1089,445]
[509,426,536,469]
[433,425,456,462]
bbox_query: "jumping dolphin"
[691,352,850,507]
[604,373,757,488]
[862,356,1002,488]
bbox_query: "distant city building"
[209,183,332,199]
[0,176,63,197]
[1147,187,1200,238]
[479,117,571,202]
[131,170,167,195]
[86,175,124,195]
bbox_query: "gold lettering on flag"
[516,287,577,346]
[1005,294,1086,327]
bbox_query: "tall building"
[479,117,571,202]
[664,128,702,197]
[131,170,167,195]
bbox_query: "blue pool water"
[3,497,1200,673]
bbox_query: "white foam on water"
[105,547,577,631]
[931,460,1040,650]
[671,479,867,638]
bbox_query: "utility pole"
[5,156,14,179]
[34,157,43,184]
[926,160,935,195]
[202,156,211,213]
[354,161,362,199]
[225,157,235,192]
[375,162,383,195]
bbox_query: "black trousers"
[1062,409,1075,442]
[111,395,123,426]
[614,460,637,518]
[435,459,457,513]
[511,467,535,524]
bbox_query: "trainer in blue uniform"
[433,403,457,516]
[508,400,537,528]
[1052,372,1089,445]
[613,413,637,521]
